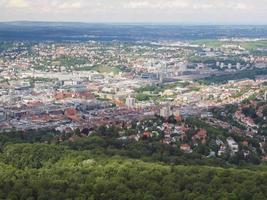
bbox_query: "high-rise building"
[126,97,136,109]
[160,105,172,118]
[0,109,6,122]
[236,63,241,69]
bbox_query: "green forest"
[1,130,267,200]
[198,68,267,84]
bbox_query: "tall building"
[236,63,241,70]
[0,109,6,122]
[160,105,172,118]
[158,62,167,83]
[126,97,136,109]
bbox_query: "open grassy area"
[73,64,122,74]
[192,39,267,50]
[91,65,122,74]
[191,39,224,48]
[240,40,267,50]
[197,68,267,85]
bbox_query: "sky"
[0,0,267,24]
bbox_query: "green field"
[191,39,224,48]
[76,65,122,74]
[240,40,267,50]
[197,68,267,85]
[91,65,122,74]
[191,39,267,50]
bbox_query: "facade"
[126,97,136,109]
[227,137,239,155]
[0,109,6,122]
[160,105,172,118]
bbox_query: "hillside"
[0,137,267,199]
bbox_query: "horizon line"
[1,20,267,26]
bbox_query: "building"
[160,105,172,118]
[126,97,136,109]
[227,137,239,155]
[236,63,241,69]
[0,109,6,122]
[218,145,226,156]
[180,144,192,153]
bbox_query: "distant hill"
[0,21,267,42]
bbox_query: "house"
[129,134,141,141]
[192,128,207,144]
[64,108,77,116]
[143,131,152,138]
[216,138,224,146]
[196,129,207,139]
[243,150,250,158]
[261,156,267,162]
[180,144,192,153]
[242,141,249,147]
[218,144,226,156]
[227,137,239,155]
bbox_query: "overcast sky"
[0,0,267,24]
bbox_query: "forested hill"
[1,132,267,199]
[0,22,267,41]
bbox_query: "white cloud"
[58,2,81,10]
[6,0,30,8]
[124,1,149,9]
[122,0,257,11]
[124,0,189,9]
[234,3,251,10]
[0,0,266,24]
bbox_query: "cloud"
[2,0,83,10]
[1,0,260,11]
[124,0,189,9]
[5,0,30,8]
[58,2,81,10]
[122,0,257,10]
[0,0,266,24]
[234,3,251,10]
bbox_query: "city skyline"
[0,0,267,25]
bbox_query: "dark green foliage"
[1,143,67,169]
[262,107,267,117]
[0,146,267,200]
[0,126,266,199]
[136,93,151,101]
[0,130,59,146]
[198,68,267,84]
[242,107,257,119]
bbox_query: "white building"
[236,63,241,69]
[126,97,136,109]
[0,109,6,122]
[160,105,172,118]
[227,137,239,155]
